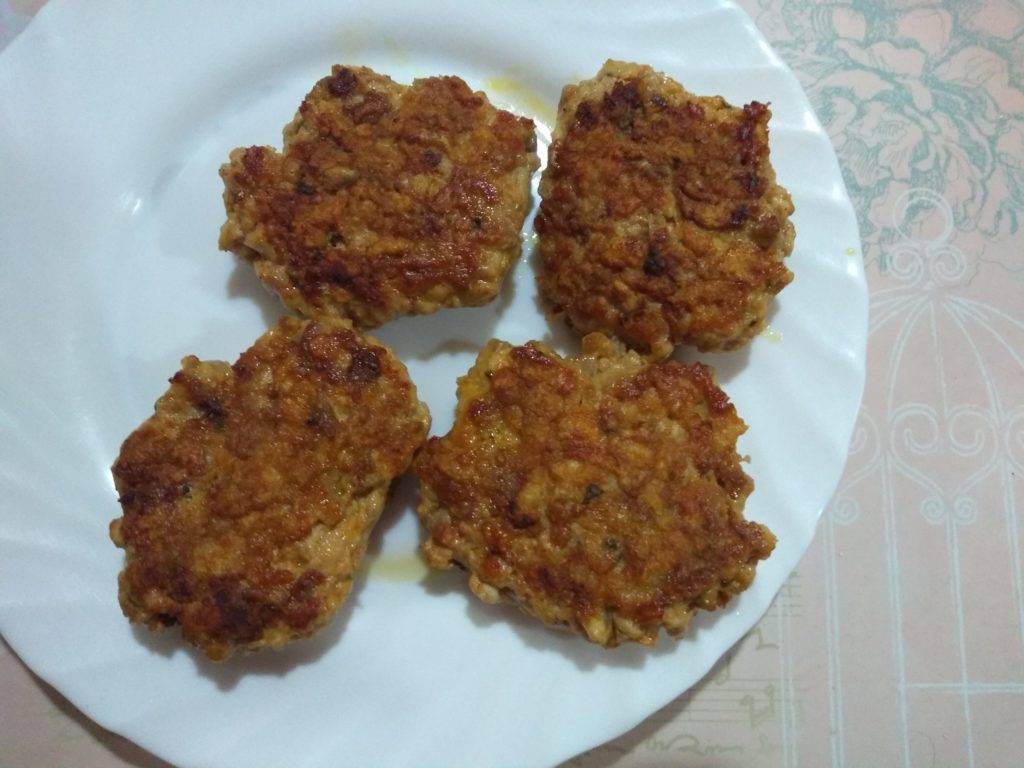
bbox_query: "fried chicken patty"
[220,65,539,328]
[535,61,795,357]
[414,333,775,647]
[109,317,429,660]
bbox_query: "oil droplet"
[483,77,557,125]
[845,246,857,257]
[760,325,783,344]
[364,553,430,582]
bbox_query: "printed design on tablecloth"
[753,2,1024,534]
[830,178,1019,532]
[566,576,801,765]
[742,3,1024,768]
[752,0,1024,273]
[1008,405,1024,474]
[880,186,1004,527]
[829,408,880,525]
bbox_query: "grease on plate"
[336,29,410,65]
[484,77,556,125]
[364,554,430,582]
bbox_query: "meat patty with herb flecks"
[109,317,430,660]
[535,60,795,358]
[414,333,775,648]
[220,65,539,329]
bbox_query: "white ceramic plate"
[0,1,866,766]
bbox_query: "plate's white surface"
[0,1,866,766]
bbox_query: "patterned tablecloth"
[3,1,1022,766]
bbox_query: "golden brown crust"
[414,333,775,647]
[220,65,539,329]
[109,317,429,660]
[535,61,795,357]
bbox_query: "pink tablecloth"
[3,1,1022,766]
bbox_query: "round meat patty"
[109,317,430,660]
[535,60,795,358]
[414,333,775,648]
[220,65,539,329]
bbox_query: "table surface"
[3,1,1022,766]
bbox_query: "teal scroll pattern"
[746,0,1024,273]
